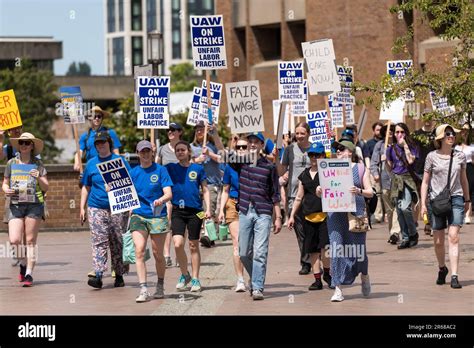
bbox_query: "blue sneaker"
[176,273,191,291]
[190,278,202,292]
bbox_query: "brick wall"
[0,165,87,232]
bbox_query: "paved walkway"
[0,221,473,315]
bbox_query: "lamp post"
[147,30,164,75]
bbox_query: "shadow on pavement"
[201,285,233,291]
[264,290,306,299]
[166,293,202,300]
[37,262,71,267]
[342,291,399,300]
[34,279,80,285]
[201,262,224,267]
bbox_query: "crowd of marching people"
[2,105,473,302]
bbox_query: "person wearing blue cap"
[287,142,333,290]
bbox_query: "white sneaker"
[330,286,344,302]
[136,289,151,303]
[235,280,246,292]
[361,274,371,297]
[465,216,471,224]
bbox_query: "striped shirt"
[238,157,280,216]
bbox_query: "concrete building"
[104,0,214,75]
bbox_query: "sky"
[0,0,105,75]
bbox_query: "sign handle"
[324,96,334,140]
[384,120,391,150]
[72,124,83,173]
[203,70,213,148]
[289,101,295,134]
[150,129,155,150]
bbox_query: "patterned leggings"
[88,207,125,276]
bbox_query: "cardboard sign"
[59,86,85,124]
[307,110,331,152]
[328,95,343,129]
[379,96,405,123]
[387,60,414,101]
[186,87,202,126]
[317,158,355,212]
[190,15,227,70]
[134,64,153,112]
[278,61,304,102]
[226,80,264,134]
[273,100,290,136]
[199,80,222,124]
[345,103,355,125]
[0,89,22,131]
[302,39,341,94]
[292,79,308,117]
[333,65,355,104]
[10,163,37,204]
[430,91,456,116]
[97,157,140,215]
[137,76,170,129]
[276,101,289,149]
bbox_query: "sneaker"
[19,264,26,282]
[298,264,311,275]
[361,274,371,297]
[323,272,335,289]
[436,266,449,285]
[388,234,399,245]
[450,275,462,289]
[397,240,410,249]
[22,274,33,287]
[235,280,246,292]
[190,278,202,292]
[409,233,419,247]
[87,270,96,278]
[88,275,103,289]
[465,215,471,224]
[176,273,191,291]
[330,287,344,302]
[308,278,323,290]
[165,256,172,267]
[136,289,151,303]
[252,289,264,300]
[154,283,165,299]
[200,236,212,248]
[114,275,125,287]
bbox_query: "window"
[118,0,124,31]
[113,37,125,75]
[147,0,157,32]
[131,0,142,31]
[132,36,143,66]
[107,0,115,33]
[171,0,181,59]
[187,0,215,59]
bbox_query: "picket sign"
[317,158,355,212]
[226,80,264,134]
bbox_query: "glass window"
[187,0,215,59]
[131,0,142,31]
[107,0,115,33]
[113,37,125,75]
[118,0,124,31]
[147,0,157,32]
[171,0,181,59]
[132,36,143,66]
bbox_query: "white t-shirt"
[455,144,474,164]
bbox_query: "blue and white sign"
[200,80,222,124]
[292,79,308,117]
[307,110,331,152]
[328,95,343,129]
[187,87,202,126]
[387,60,414,101]
[190,15,227,70]
[333,65,355,105]
[59,86,85,124]
[430,91,456,116]
[97,157,140,215]
[137,76,170,129]
[278,61,304,102]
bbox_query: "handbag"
[430,150,454,217]
[348,213,369,233]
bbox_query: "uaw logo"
[150,174,159,183]
[188,171,198,180]
[320,161,328,169]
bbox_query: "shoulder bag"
[430,150,454,218]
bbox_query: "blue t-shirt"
[166,163,206,210]
[79,127,122,162]
[3,144,18,160]
[81,153,132,209]
[222,164,239,199]
[191,142,222,186]
[131,163,173,218]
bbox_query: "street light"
[147,30,164,75]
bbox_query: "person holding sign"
[130,140,173,302]
[287,142,333,291]
[73,106,122,172]
[385,123,420,250]
[3,133,48,287]
[80,131,131,289]
[166,141,211,293]
[317,140,373,302]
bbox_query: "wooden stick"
[150,129,155,149]
[384,120,391,150]
[72,124,83,173]
[324,96,333,140]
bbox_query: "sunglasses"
[336,145,346,152]
[89,114,103,120]
[95,140,107,145]
[19,140,32,146]
[395,130,405,134]
[445,131,455,137]
[236,145,247,150]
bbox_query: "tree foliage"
[169,62,198,92]
[66,61,92,76]
[0,60,62,161]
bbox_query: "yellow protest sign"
[0,90,22,131]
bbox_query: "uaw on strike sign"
[137,76,170,129]
[190,15,227,69]
[97,157,140,215]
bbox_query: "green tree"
[354,0,473,126]
[66,61,92,76]
[169,62,198,92]
[0,60,62,161]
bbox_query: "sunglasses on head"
[445,131,455,137]
[236,144,247,150]
[19,140,32,146]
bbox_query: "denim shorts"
[428,195,464,231]
[9,203,44,221]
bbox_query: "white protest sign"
[186,87,202,126]
[302,39,341,94]
[292,79,308,117]
[334,65,355,104]
[379,96,405,123]
[97,157,140,215]
[307,110,331,152]
[273,100,290,136]
[134,64,153,112]
[137,76,170,129]
[328,95,343,129]
[317,158,355,212]
[278,61,304,102]
[387,60,414,101]
[190,15,227,70]
[226,80,264,134]
[430,91,456,116]
[345,103,355,125]
[199,80,222,124]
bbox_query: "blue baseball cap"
[307,142,325,155]
[247,132,265,143]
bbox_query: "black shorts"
[171,206,204,241]
[303,219,329,254]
